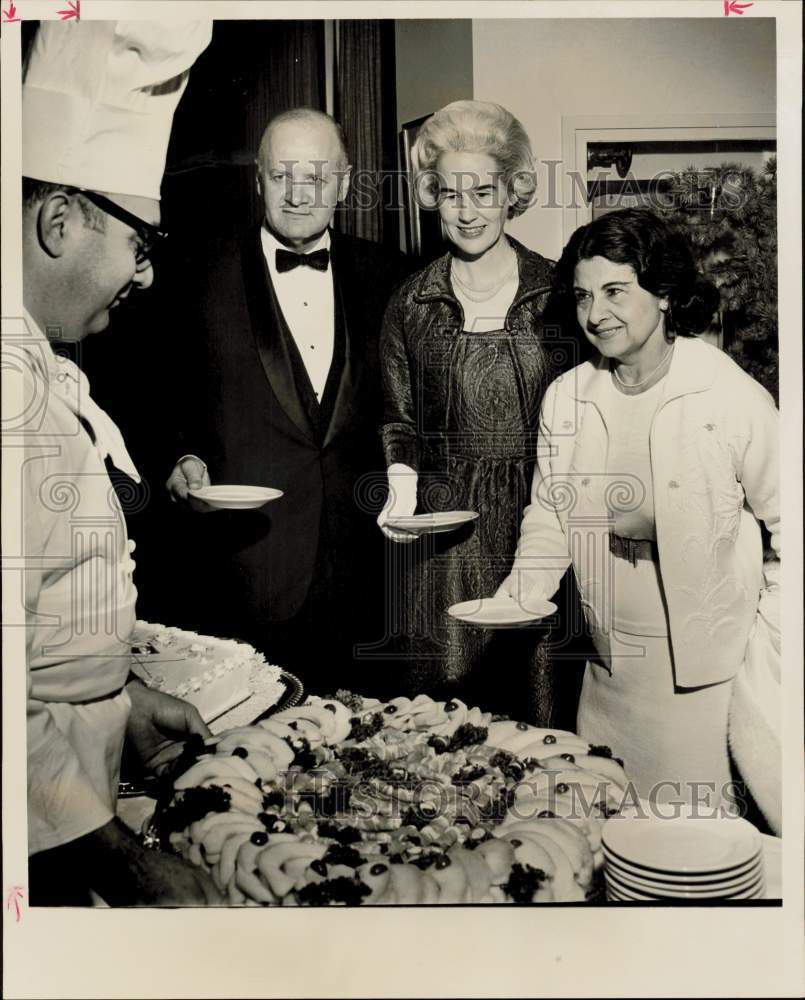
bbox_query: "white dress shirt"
[260,226,335,401]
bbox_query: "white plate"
[188,485,283,510]
[604,861,764,895]
[385,511,479,535]
[604,864,765,898]
[447,596,557,627]
[602,813,761,873]
[602,843,763,883]
[604,870,765,901]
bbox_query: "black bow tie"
[275,247,330,273]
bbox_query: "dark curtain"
[335,20,398,246]
[162,20,326,241]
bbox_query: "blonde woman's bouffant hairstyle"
[411,100,537,218]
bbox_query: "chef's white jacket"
[17,315,139,854]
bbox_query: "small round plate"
[447,596,557,627]
[603,843,762,885]
[602,813,761,874]
[604,860,764,897]
[385,511,479,535]
[188,485,283,510]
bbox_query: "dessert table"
[114,688,783,906]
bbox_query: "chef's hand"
[80,819,225,906]
[166,454,218,512]
[125,678,210,775]
[377,463,419,543]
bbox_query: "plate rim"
[447,596,558,625]
[601,815,761,873]
[188,485,284,504]
[604,869,765,900]
[602,831,761,876]
[386,510,479,525]
[602,843,763,883]
[604,862,764,896]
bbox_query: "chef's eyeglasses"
[77,189,167,265]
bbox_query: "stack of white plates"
[602,812,765,901]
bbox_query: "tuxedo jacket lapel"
[323,233,363,449]
[240,228,317,443]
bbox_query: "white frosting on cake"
[131,622,282,723]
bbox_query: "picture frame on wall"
[399,113,448,259]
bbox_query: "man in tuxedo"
[167,108,408,695]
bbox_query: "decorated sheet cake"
[131,622,285,727]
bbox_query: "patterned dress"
[380,238,565,723]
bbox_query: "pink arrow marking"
[58,0,80,20]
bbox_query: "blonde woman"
[377,100,566,722]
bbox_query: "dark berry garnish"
[310,859,328,877]
[323,844,363,869]
[516,721,530,731]
[250,831,268,846]
[427,723,488,755]
[296,876,371,906]
[556,783,570,794]
[543,734,557,745]
[434,855,451,870]
[383,705,398,715]
[560,753,575,763]
[510,838,522,847]
[346,713,385,742]
[232,746,248,758]
[323,703,337,713]
[445,701,459,712]
[503,862,547,903]
[370,863,388,876]
[537,810,555,818]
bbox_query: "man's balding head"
[255,108,351,252]
[257,108,349,173]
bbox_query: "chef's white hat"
[22,20,212,200]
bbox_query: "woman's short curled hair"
[411,100,537,218]
[556,208,721,337]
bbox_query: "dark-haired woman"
[496,208,780,819]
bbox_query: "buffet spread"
[129,624,779,906]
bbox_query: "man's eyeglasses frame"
[77,189,167,265]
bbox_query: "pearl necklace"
[612,344,674,391]
[450,254,518,303]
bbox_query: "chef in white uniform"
[18,19,221,905]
